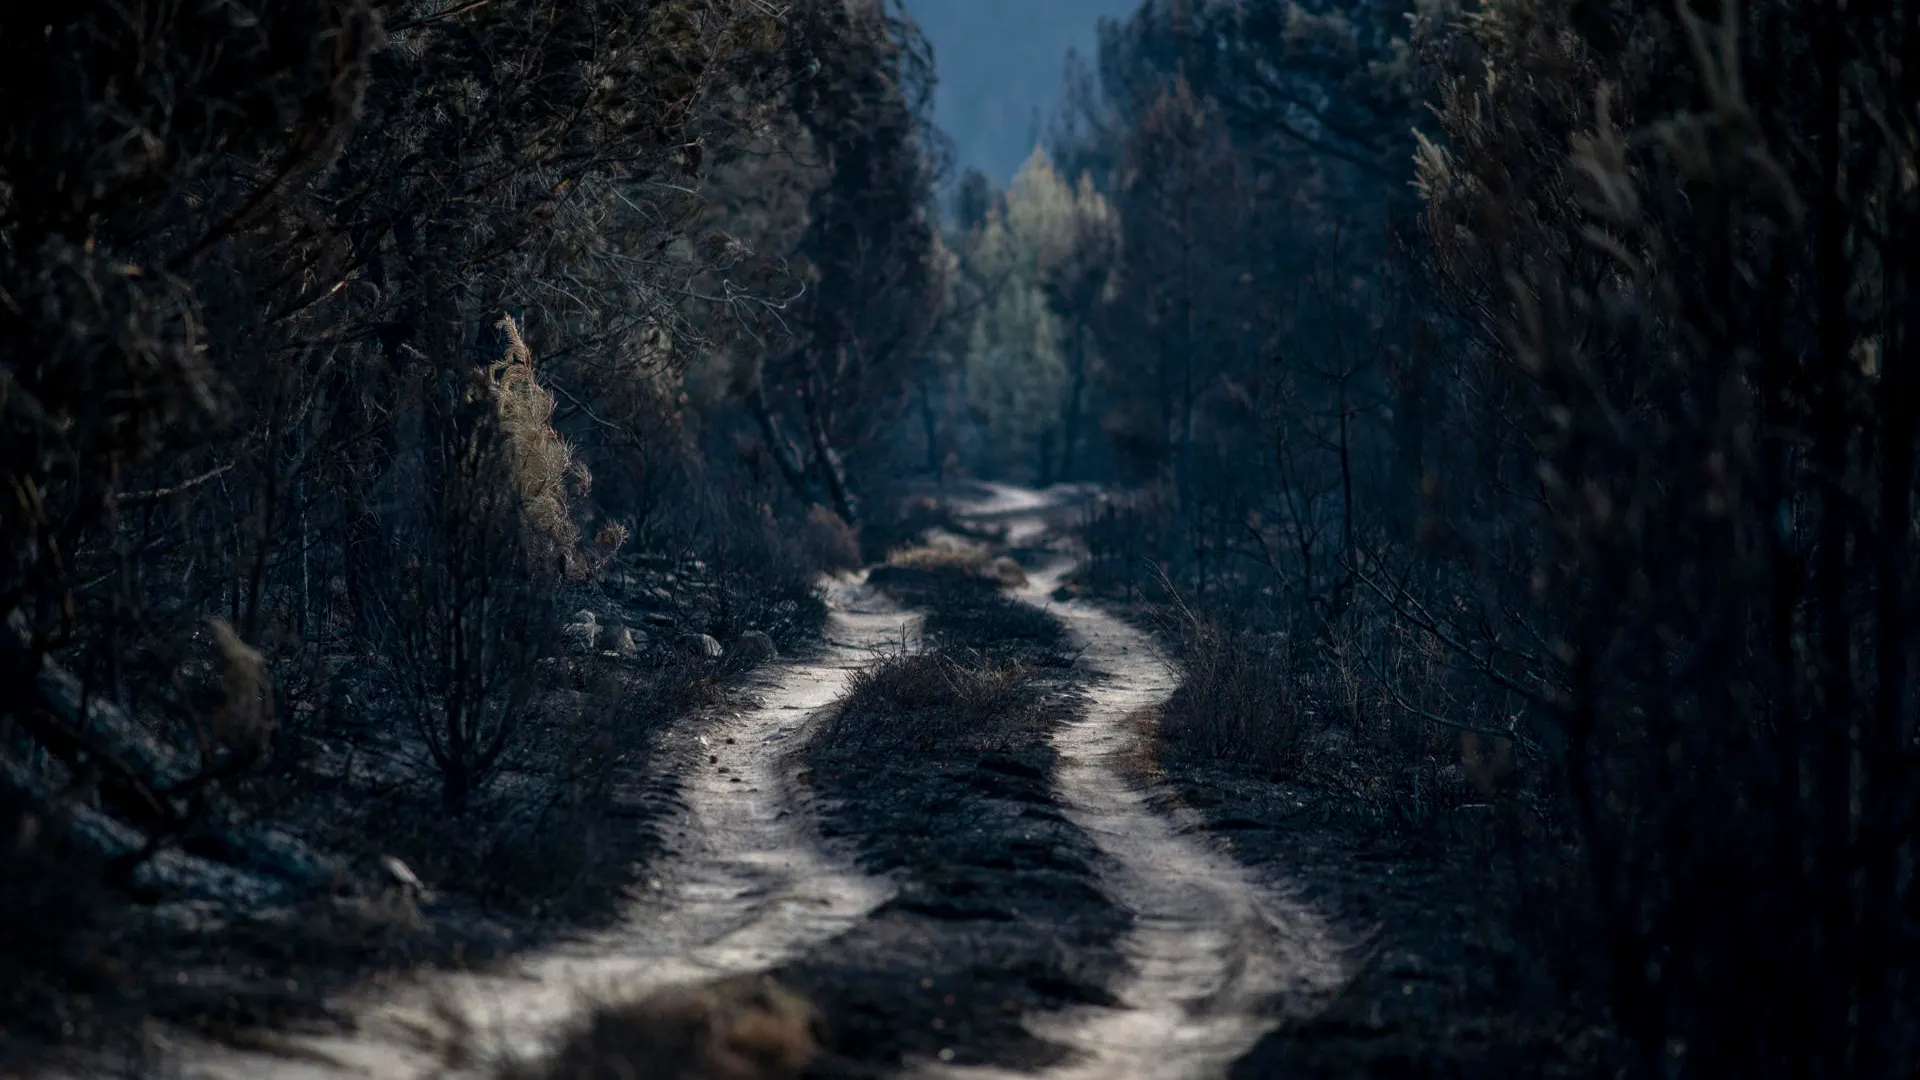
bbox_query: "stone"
[562,609,600,654]
[598,621,642,657]
[733,629,777,665]
[987,556,1028,588]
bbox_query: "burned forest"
[1,2,1916,1079]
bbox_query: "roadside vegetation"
[4,0,1915,1076]
[927,2,1919,1076]
[0,0,945,1061]
[498,974,819,1080]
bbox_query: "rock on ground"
[732,630,777,665]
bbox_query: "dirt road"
[161,486,1343,1080]
[921,490,1345,1080]
[175,575,916,1080]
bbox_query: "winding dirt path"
[929,489,1348,1080]
[176,574,913,1080]
[161,485,1344,1080]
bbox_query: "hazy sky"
[903,0,1140,186]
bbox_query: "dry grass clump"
[171,616,277,771]
[858,493,958,558]
[885,540,988,575]
[815,650,1033,754]
[983,555,1027,588]
[499,975,817,1080]
[1158,619,1305,776]
[206,618,274,762]
[796,504,861,574]
[885,541,1026,588]
[489,314,593,577]
[869,550,1063,658]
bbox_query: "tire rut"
[173,574,912,1080]
[927,486,1348,1080]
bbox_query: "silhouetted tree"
[1414,1,1920,1074]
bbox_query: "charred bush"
[355,364,559,813]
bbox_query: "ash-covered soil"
[773,563,1128,1077]
[15,484,1592,1080]
[1106,682,1598,1080]
[4,554,823,1076]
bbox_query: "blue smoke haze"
[903,0,1140,186]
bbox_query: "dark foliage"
[0,0,944,1053]
[1411,3,1920,1074]
[932,0,1920,1076]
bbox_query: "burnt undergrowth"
[496,973,821,1080]
[1062,544,1595,1078]
[1153,758,1594,1080]
[2,553,823,1069]
[1009,0,1920,1073]
[771,558,1123,1076]
[0,0,944,1066]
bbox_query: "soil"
[15,483,1590,1080]
[775,562,1127,1077]
[93,574,904,1080]
[1128,760,1599,1080]
[945,552,1344,1080]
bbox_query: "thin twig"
[547,379,629,435]
[1365,652,1543,757]
[1351,564,1557,705]
[117,463,235,504]
[385,0,491,36]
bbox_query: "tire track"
[928,491,1349,1080]
[175,573,913,1080]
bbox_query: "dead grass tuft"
[816,650,1033,754]
[883,543,1029,588]
[204,616,275,764]
[796,504,861,574]
[857,493,958,560]
[489,314,592,577]
[500,974,817,1080]
[885,541,988,575]
[1158,620,1305,777]
[867,558,1065,660]
[924,590,1063,657]
[985,555,1027,588]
